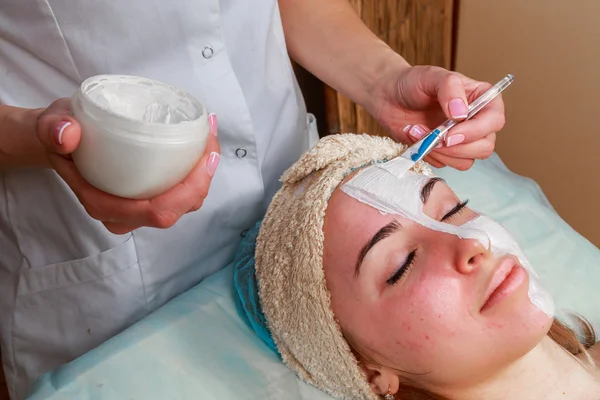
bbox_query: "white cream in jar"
[71,74,209,199]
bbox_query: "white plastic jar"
[71,74,209,199]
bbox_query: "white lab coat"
[0,1,312,398]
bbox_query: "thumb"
[435,72,469,121]
[36,98,82,155]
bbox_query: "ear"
[360,362,400,396]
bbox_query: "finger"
[397,125,473,170]
[148,114,221,220]
[436,73,471,122]
[401,131,471,170]
[427,152,482,169]
[445,101,505,146]
[402,124,448,152]
[404,124,429,143]
[421,154,445,169]
[49,154,152,224]
[437,133,496,160]
[416,68,471,122]
[426,152,475,171]
[400,125,445,168]
[36,98,82,155]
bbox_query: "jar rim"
[77,74,207,137]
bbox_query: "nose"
[453,238,490,275]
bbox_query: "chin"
[484,283,552,353]
[527,302,555,338]
[511,309,554,359]
[517,281,555,335]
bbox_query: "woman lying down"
[233,134,600,400]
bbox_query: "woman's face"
[322,172,553,392]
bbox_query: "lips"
[481,256,524,311]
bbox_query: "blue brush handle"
[410,129,443,162]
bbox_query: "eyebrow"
[420,177,445,204]
[355,220,402,278]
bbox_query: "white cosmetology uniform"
[0,1,313,398]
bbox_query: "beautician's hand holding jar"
[35,95,220,235]
[0,1,506,398]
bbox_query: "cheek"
[373,270,470,362]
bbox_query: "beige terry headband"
[255,133,432,399]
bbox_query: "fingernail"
[446,134,465,147]
[409,125,426,140]
[436,143,442,149]
[207,152,220,177]
[56,121,71,145]
[403,125,411,133]
[208,113,217,137]
[449,99,468,119]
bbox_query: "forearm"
[0,105,49,168]
[279,0,410,111]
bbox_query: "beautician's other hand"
[36,98,220,234]
[372,65,506,170]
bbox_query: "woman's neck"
[452,336,600,400]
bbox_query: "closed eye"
[387,250,416,286]
[442,200,469,222]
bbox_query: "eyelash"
[387,250,416,286]
[385,199,469,286]
[442,199,469,222]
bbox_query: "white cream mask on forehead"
[341,159,554,317]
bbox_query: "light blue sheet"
[27,153,600,400]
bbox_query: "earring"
[384,386,395,400]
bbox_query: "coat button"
[202,46,214,59]
[235,148,247,158]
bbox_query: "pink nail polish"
[403,125,411,133]
[449,99,468,119]
[446,134,465,147]
[208,113,217,137]
[409,125,426,139]
[207,152,220,177]
[56,121,71,145]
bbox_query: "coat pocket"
[11,236,147,399]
